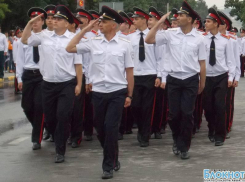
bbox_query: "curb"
[1,76,15,82]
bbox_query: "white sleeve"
[12,40,18,63]
[27,32,42,46]
[226,39,236,81]
[16,42,25,83]
[155,31,168,47]
[4,37,8,52]
[234,40,241,81]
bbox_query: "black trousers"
[132,75,157,142]
[70,76,85,144]
[203,73,228,142]
[226,87,235,133]
[152,86,169,133]
[193,93,203,134]
[84,91,94,136]
[167,74,199,152]
[22,69,44,143]
[241,56,244,77]
[119,106,134,134]
[42,79,76,155]
[92,88,126,172]
[0,51,4,79]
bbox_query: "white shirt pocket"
[110,51,124,65]
[92,51,104,64]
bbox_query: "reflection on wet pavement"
[0,81,22,104]
[0,118,28,135]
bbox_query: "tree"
[195,0,208,21]
[0,0,10,24]
[225,0,245,25]
[211,4,218,10]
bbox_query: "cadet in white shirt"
[217,10,240,139]
[12,27,23,94]
[16,8,47,151]
[203,8,236,146]
[0,27,8,81]
[66,6,134,179]
[145,1,206,159]
[42,4,56,142]
[21,5,83,163]
[129,7,160,148]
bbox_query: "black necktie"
[139,32,145,62]
[209,36,216,66]
[33,46,39,64]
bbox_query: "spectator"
[8,30,14,73]
[0,27,8,82]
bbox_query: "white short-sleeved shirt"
[155,27,206,80]
[204,32,236,81]
[13,37,20,63]
[128,28,159,76]
[27,30,82,83]
[76,33,134,93]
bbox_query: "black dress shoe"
[67,136,72,145]
[172,143,180,155]
[49,135,54,142]
[215,141,224,146]
[226,132,230,139]
[118,133,123,140]
[208,135,215,143]
[32,143,41,150]
[101,170,113,179]
[114,161,120,172]
[140,141,149,147]
[137,132,142,143]
[55,154,65,163]
[85,135,93,141]
[125,130,133,134]
[181,151,190,160]
[154,132,162,139]
[43,131,50,140]
[71,142,79,148]
[160,128,166,134]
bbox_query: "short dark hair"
[186,14,195,24]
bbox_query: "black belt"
[24,69,40,74]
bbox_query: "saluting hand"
[124,97,131,108]
[83,18,100,33]
[75,85,81,96]
[158,12,171,24]
[29,14,43,25]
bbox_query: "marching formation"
[5,0,245,179]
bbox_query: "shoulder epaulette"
[91,30,98,36]
[83,36,87,39]
[229,32,236,35]
[198,29,204,32]
[119,37,130,43]
[203,32,208,36]
[229,35,236,40]
[92,36,103,40]
[221,34,230,39]
[121,32,128,35]
[128,30,136,34]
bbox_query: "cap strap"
[149,12,160,20]
[209,13,221,24]
[77,12,92,20]
[134,11,149,19]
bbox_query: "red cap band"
[149,12,160,20]
[47,10,55,14]
[209,13,221,24]
[77,12,92,20]
[134,11,150,20]
[220,17,230,30]
[173,14,178,18]
[92,14,99,19]
[31,12,44,17]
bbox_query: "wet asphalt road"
[0,79,245,182]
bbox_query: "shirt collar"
[101,33,119,43]
[136,28,149,35]
[176,27,197,37]
[51,29,70,38]
[207,32,220,39]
